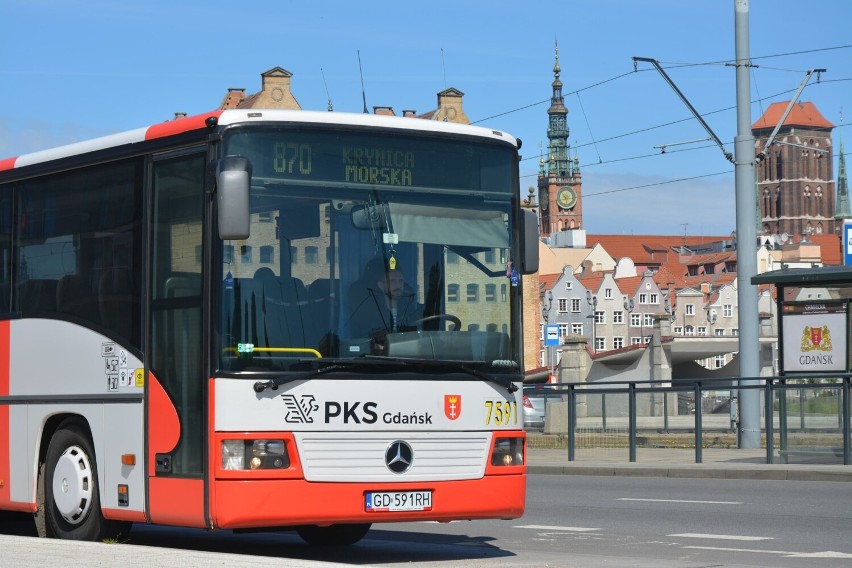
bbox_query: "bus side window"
[0,185,10,314]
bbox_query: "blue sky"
[1,0,850,235]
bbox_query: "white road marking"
[515,524,601,532]
[671,533,772,541]
[684,546,852,559]
[618,497,743,505]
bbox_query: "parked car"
[523,387,557,431]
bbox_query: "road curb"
[527,464,852,482]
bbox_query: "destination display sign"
[225,129,515,193]
[781,302,848,373]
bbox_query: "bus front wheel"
[296,523,371,546]
[35,420,129,541]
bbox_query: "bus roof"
[0,109,519,173]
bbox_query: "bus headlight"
[491,437,524,466]
[221,439,290,470]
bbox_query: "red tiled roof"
[810,234,842,265]
[752,101,834,131]
[587,234,731,265]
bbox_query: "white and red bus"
[0,109,538,545]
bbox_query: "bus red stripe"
[144,111,223,141]
[0,321,10,507]
[0,157,17,172]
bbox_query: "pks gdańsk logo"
[444,394,461,420]
[281,394,319,423]
[800,325,832,352]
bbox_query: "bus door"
[146,151,208,527]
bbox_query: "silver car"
[524,387,559,430]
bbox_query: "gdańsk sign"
[781,302,848,373]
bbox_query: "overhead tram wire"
[492,46,850,193]
[571,171,732,200]
[475,42,852,130]
[515,81,835,169]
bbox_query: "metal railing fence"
[524,375,851,465]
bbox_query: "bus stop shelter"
[751,266,852,465]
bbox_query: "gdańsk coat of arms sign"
[782,302,847,372]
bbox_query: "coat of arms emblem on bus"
[800,325,832,352]
[444,395,462,420]
[281,394,319,423]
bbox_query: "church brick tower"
[538,44,582,238]
[753,101,836,238]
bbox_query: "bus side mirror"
[216,156,251,240]
[520,209,539,275]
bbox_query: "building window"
[685,325,695,336]
[674,326,683,335]
[501,284,507,302]
[484,249,495,263]
[290,246,298,264]
[571,298,581,312]
[595,311,605,324]
[571,323,583,335]
[240,245,252,263]
[630,313,641,327]
[559,323,569,336]
[714,328,725,336]
[259,211,273,223]
[565,281,573,289]
[613,310,624,324]
[685,304,695,316]
[697,326,707,336]
[558,298,568,313]
[466,283,479,302]
[595,336,606,351]
[304,246,318,264]
[224,245,234,264]
[485,284,496,302]
[631,337,642,345]
[260,245,274,264]
[605,288,613,299]
[714,355,725,368]
[639,293,648,304]
[644,314,654,327]
[731,328,739,336]
[650,293,658,304]
[447,284,459,302]
[447,250,459,264]
[613,337,624,349]
[723,304,733,317]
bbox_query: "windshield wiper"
[252,358,401,393]
[366,356,520,393]
[252,357,519,393]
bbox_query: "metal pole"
[843,377,850,466]
[734,0,761,449]
[567,385,575,461]
[629,383,637,462]
[765,379,774,464]
[694,382,703,463]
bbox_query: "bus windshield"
[217,126,520,374]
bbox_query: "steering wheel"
[413,314,461,331]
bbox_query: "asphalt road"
[3,474,851,567]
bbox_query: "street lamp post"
[587,290,598,352]
[624,298,634,344]
[542,290,553,372]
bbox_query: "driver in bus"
[348,257,422,343]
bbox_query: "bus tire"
[37,420,129,541]
[296,523,371,546]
